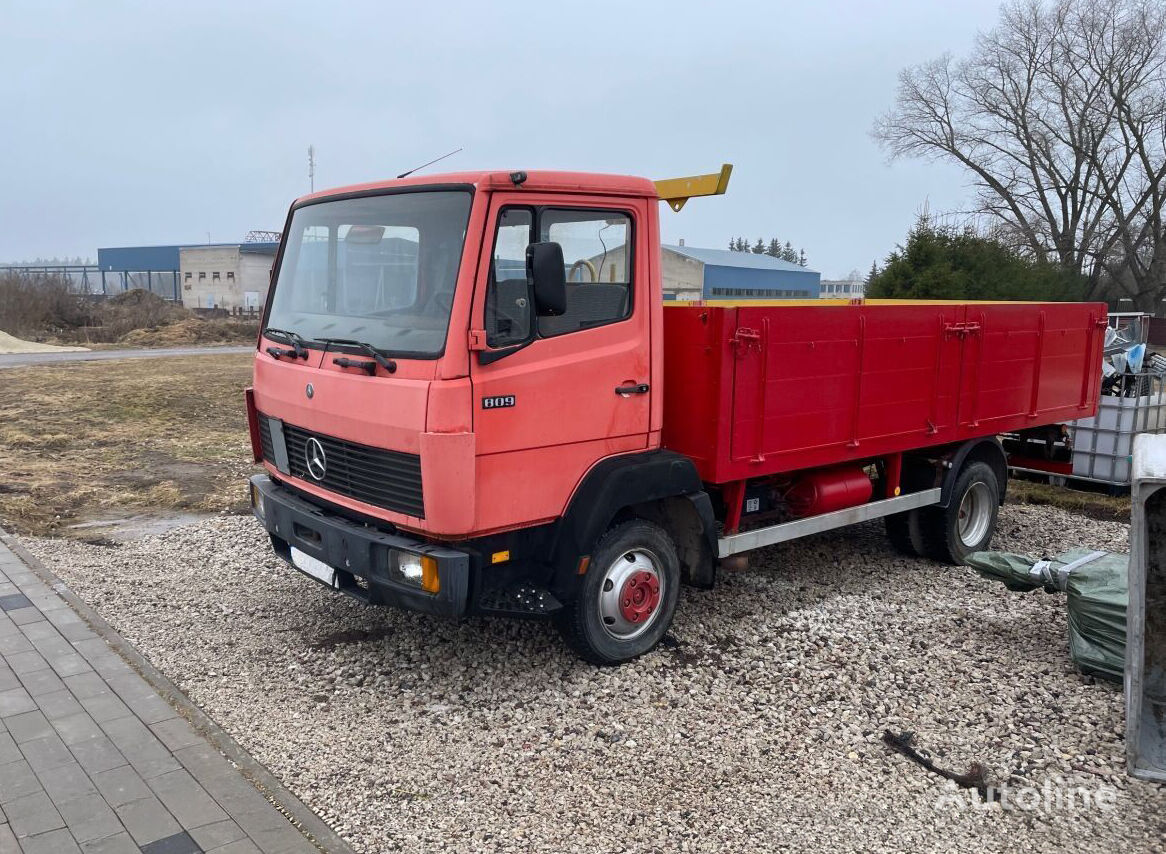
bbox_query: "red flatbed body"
[661,300,1107,485]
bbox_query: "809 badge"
[482,395,516,409]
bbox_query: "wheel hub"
[597,549,665,640]
[618,570,660,625]
[957,481,994,546]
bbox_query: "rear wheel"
[556,520,680,665]
[883,459,933,557]
[885,512,917,556]
[917,461,1000,564]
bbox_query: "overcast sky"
[0,0,1003,278]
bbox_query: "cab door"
[469,194,652,531]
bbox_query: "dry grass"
[0,354,255,537]
[2,278,258,348]
[1007,477,1131,522]
[0,273,94,336]
[115,317,257,347]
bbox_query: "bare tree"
[873,0,1166,309]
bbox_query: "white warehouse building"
[586,241,821,301]
[819,279,866,299]
[179,242,278,311]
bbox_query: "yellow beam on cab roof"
[654,164,733,212]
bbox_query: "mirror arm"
[477,338,533,366]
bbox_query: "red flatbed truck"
[246,166,1106,664]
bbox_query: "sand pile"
[0,330,88,354]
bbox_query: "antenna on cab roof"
[397,147,464,179]
[654,163,733,212]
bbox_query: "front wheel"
[556,519,680,665]
[917,461,1001,564]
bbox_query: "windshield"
[266,189,472,357]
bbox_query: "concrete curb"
[0,527,358,854]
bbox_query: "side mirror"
[527,242,566,317]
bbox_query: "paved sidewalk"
[0,536,351,854]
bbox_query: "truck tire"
[555,519,680,665]
[917,461,1000,565]
[883,459,933,557]
[884,512,916,556]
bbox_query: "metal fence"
[0,265,181,301]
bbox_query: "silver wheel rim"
[597,548,665,640]
[957,481,993,547]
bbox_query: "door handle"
[615,383,650,396]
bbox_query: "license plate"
[290,547,338,588]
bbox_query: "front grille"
[258,415,425,518]
[259,417,275,462]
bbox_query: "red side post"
[885,453,902,499]
[723,480,747,534]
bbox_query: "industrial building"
[180,243,278,311]
[584,241,821,301]
[819,279,866,299]
[96,239,278,310]
[96,245,186,301]
[661,244,820,300]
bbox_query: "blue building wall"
[661,245,821,300]
[97,245,183,273]
[702,264,820,299]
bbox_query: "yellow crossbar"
[654,164,733,211]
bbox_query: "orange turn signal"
[421,556,440,594]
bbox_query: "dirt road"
[0,344,252,368]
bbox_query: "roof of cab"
[294,170,658,206]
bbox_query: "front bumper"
[249,474,469,617]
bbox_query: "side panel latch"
[731,327,762,357]
[944,321,982,340]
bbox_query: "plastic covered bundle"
[966,548,1128,682]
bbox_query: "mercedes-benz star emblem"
[305,437,327,480]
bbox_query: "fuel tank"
[785,467,873,517]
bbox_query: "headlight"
[396,553,424,583]
[389,550,440,594]
[250,482,265,521]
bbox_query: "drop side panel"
[661,301,1105,484]
[959,302,1106,436]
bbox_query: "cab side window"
[483,207,634,347]
[538,210,632,338]
[485,208,533,348]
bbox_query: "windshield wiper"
[262,327,308,360]
[318,338,398,375]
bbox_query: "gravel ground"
[21,504,1166,854]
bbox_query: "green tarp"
[966,548,1128,682]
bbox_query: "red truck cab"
[247,168,1105,663]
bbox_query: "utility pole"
[308,145,316,193]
